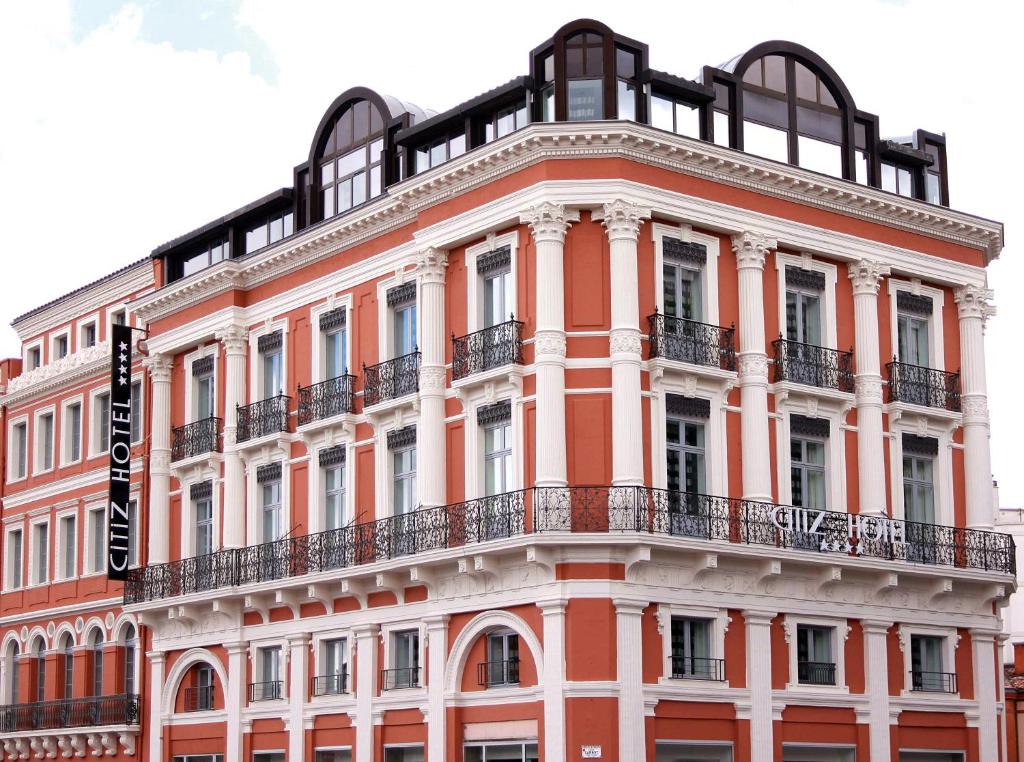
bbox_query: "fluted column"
[862,620,892,761]
[418,249,448,508]
[287,634,309,762]
[425,615,450,762]
[848,261,891,517]
[596,201,651,487]
[744,611,775,762]
[538,599,568,762]
[972,629,999,762]
[521,203,579,487]
[955,286,996,530]
[614,599,647,760]
[146,651,165,762]
[217,327,248,548]
[353,624,379,762]
[143,354,172,564]
[225,641,247,762]
[732,233,776,502]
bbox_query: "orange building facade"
[0,19,1014,762]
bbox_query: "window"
[414,133,466,173]
[130,380,142,444]
[81,322,97,349]
[483,103,528,143]
[173,756,224,762]
[483,416,513,497]
[256,646,282,700]
[665,400,708,536]
[11,421,27,480]
[37,411,54,472]
[655,742,732,762]
[615,46,639,120]
[33,637,45,701]
[318,98,387,220]
[61,635,73,698]
[194,357,215,420]
[483,631,519,686]
[324,459,346,530]
[785,273,823,347]
[90,630,104,696]
[54,334,69,359]
[94,392,111,454]
[670,617,718,680]
[315,752,353,762]
[464,743,538,762]
[897,312,930,368]
[195,492,214,556]
[910,634,950,692]
[392,444,416,516]
[539,54,554,122]
[88,506,105,574]
[388,630,419,689]
[651,93,701,139]
[259,334,284,399]
[383,749,424,762]
[796,625,835,685]
[663,254,704,323]
[31,522,48,585]
[392,295,417,358]
[26,345,41,371]
[59,514,76,579]
[123,625,137,694]
[790,436,826,509]
[882,162,914,197]
[182,238,230,277]
[260,468,283,543]
[195,664,214,710]
[481,256,513,330]
[111,309,126,327]
[5,643,19,703]
[65,402,82,463]
[565,32,604,120]
[903,453,935,525]
[322,313,348,379]
[318,637,348,695]
[6,529,23,589]
[245,211,295,254]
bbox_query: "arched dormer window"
[314,97,386,221]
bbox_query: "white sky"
[1,0,1020,504]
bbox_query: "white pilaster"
[596,201,651,487]
[146,650,164,762]
[217,327,248,548]
[972,629,999,762]
[521,204,579,487]
[287,634,309,762]
[353,624,379,762]
[744,610,775,762]
[862,620,892,761]
[538,599,568,762]
[732,233,776,502]
[418,249,448,508]
[425,615,450,762]
[143,354,172,564]
[225,641,247,762]
[955,286,996,530]
[614,599,647,761]
[848,261,891,517]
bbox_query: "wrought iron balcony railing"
[887,360,961,411]
[124,488,1015,605]
[647,312,736,371]
[0,693,140,732]
[452,319,524,380]
[312,672,349,696]
[670,656,725,681]
[797,661,837,686]
[363,351,420,407]
[248,680,283,702]
[184,685,214,712]
[477,658,520,687]
[298,374,356,425]
[171,417,221,461]
[237,395,290,442]
[772,338,854,392]
[381,667,420,691]
[911,670,957,693]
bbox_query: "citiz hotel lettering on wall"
[107,323,135,580]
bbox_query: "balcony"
[124,488,1015,605]
[670,656,725,681]
[248,680,283,702]
[381,667,420,691]
[452,319,524,380]
[772,338,854,392]
[183,685,214,712]
[887,360,961,412]
[237,394,290,442]
[647,312,736,371]
[312,672,349,696]
[171,417,221,461]
[0,693,140,732]
[363,351,419,407]
[297,374,356,425]
[477,659,520,687]
[911,670,957,693]
[797,661,837,686]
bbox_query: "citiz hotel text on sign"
[107,323,134,581]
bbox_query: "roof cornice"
[0,341,111,406]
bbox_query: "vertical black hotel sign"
[107,323,133,580]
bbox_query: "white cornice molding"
[1,341,112,405]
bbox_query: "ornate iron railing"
[248,681,283,702]
[797,661,837,686]
[312,672,349,696]
[477,659,520,687]
[772,338,854,392]
[381,667,420,691]
[0,693,140,732]
[124,487,1015,605]
[364,352,420,407]
[171,417,221,461]
[298,375,356,425]
[670,656,725,681]
[452,320,524,380]
[184,685,214,712]
[887,360,961,411]
[911,670,957,693]
[237,395,290,442]
[648,312,736,371]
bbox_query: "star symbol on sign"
[119,341,128,351]
[119,377,127,386]
[119,352,127,364]
[842,541,853,554]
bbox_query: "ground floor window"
[384,747,424,762]
[655,741,733,761]
[253,754,285,762]
[315,751,352,762]
[464,742,538,761]
[173,756,223,762]
[781,746,855,762]
[898,754,964,762]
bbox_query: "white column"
[596,201,651,487]
[955,286,996,530]
[731,233,776,502]
[848,261,891,517]
[288,634,309,762]
[521,203,579,487]
[353,624,379,762]
[418,249,448,508]
[146,650,165,762]
[225,641,248,762]
[217,327,248,548]
[972,629,999,762]
[862,620,892,761]
[538,599,568,762]
[744,611,775,762]
[614,599,647,761]
[425,615,450,762]
[144,354,173,564]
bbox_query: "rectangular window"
[261,476,283,543]
[195,665,214,710]
[663,259,703,322]
[7,529,23,589]
[66,403,82,463]
[881,161,914,197]
[319,637,348,694]
[383,749,425,762]
[59,515,76,579]
[790,436,826,510]
[651,93,702,139]
[130,380,142,443]
[484,103,528,143]
[89,507,105,574]
[194,362,215,420]
[484,631,519,686]
[324,462,346,530]
[670,617,716,679]
[390,630,420,689]
[910,634,948,691]
[324,325,347,379]
[785,286,822,346]
[111,309,126,327]
[38,412,54,471]
[245,211,294,254]
[796,625,835,685]
[26,346,41,371]
[262,347,283,399]
[897,313,930,367]
[482,266,513,329]
[173,756,224,762]
[903,454,935,524]
[32,523,48,585]
[463,744,538,762]
[11,421,27,479]
[82,323,97,349]
[315,752,353,762]
[483,420,513,497]
[392,446,416,516]
[55,334,69,359]
[259,646,281,692]
[666,417,706,495]
[95,393,111,454]
[393,302,416,357]
[195,496,214,555]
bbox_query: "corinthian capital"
[417,247,448,284]
[142,353,173,383]
[847,259,891,295]
[520,202,580,244]
[594,200,651,242]
[216,325,249,355]
[730,231,776,270]
[954,284,996,322]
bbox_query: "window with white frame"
[320,446,347,531]
[60,634,73,698]
[63,401,82,464]
[192,482,214,556]
[480,402,513,497]
[784,266,824,346]
[258,331,284,399]
[253,753,285,762]
[36,410,54,473]
[320,308,348,379]
[896,291,933,368]
[315,751,353,762]
[386,629,420,689]
[483,630,519,687]
[478,247,514,328]
[30,521,48,585]
[902,434,938,564]
[130,380,142,444]
[58,514,76,580]
[194,663,215,710]
[93,392,111,455]
[110,308,127,328]
[781,746,855,762]
[662,238,706,322]
[909,634,953,693]
[383,749,425,762]
[670,617,719,680]
[316,637,348,695]
[464,743,537,762]
[81,321,97,349]
[123,624,138,694]
[388,284,417,359]
[389,427,417,516]
[796,624,836,686]
[654,742,733,762]
[54,333,69,360]
[26,344,41,371]
[10,420,27,480]
[665,395,710,538]
[89,629,103,696]
[4,641,19,703]
[254,645,282,700]
[257,463,283,543]
[790,416,828,510]
[192,356,215,421]
[173,756,224,762]
[87,505,105,574]
[6,528,23,589]
[32,636,45,701]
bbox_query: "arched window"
[122,625,137,695]
[32,636,46,702]
[316,99,386,221]
[61,634,74,699]
[89,630,104,697]
[4,642,18,703]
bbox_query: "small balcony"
[670,656,725,681]
[237,394,290,443]
[297,374,356,425]
[363,351,420,407]
[477,658,520,687]
[772,338,854,392]
[887,360,961,412]
[647,312,736,371]
[797,661,837,686]
[911,670,957,693]
[381,667,420,691]
[248,680,283,702]
[183,685,214,712]
[452,319,524,380]
[171,417,221,461]
[0,693,140,732]
[312,672,349,696]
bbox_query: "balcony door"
[897,312,930,367]
[671,617,713,679]
[483,267,512,329]
[904,453,937,563]
[486,631,519,685]
[666,411,707,538]
[194,363,214,421]
[393,303,416,358]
